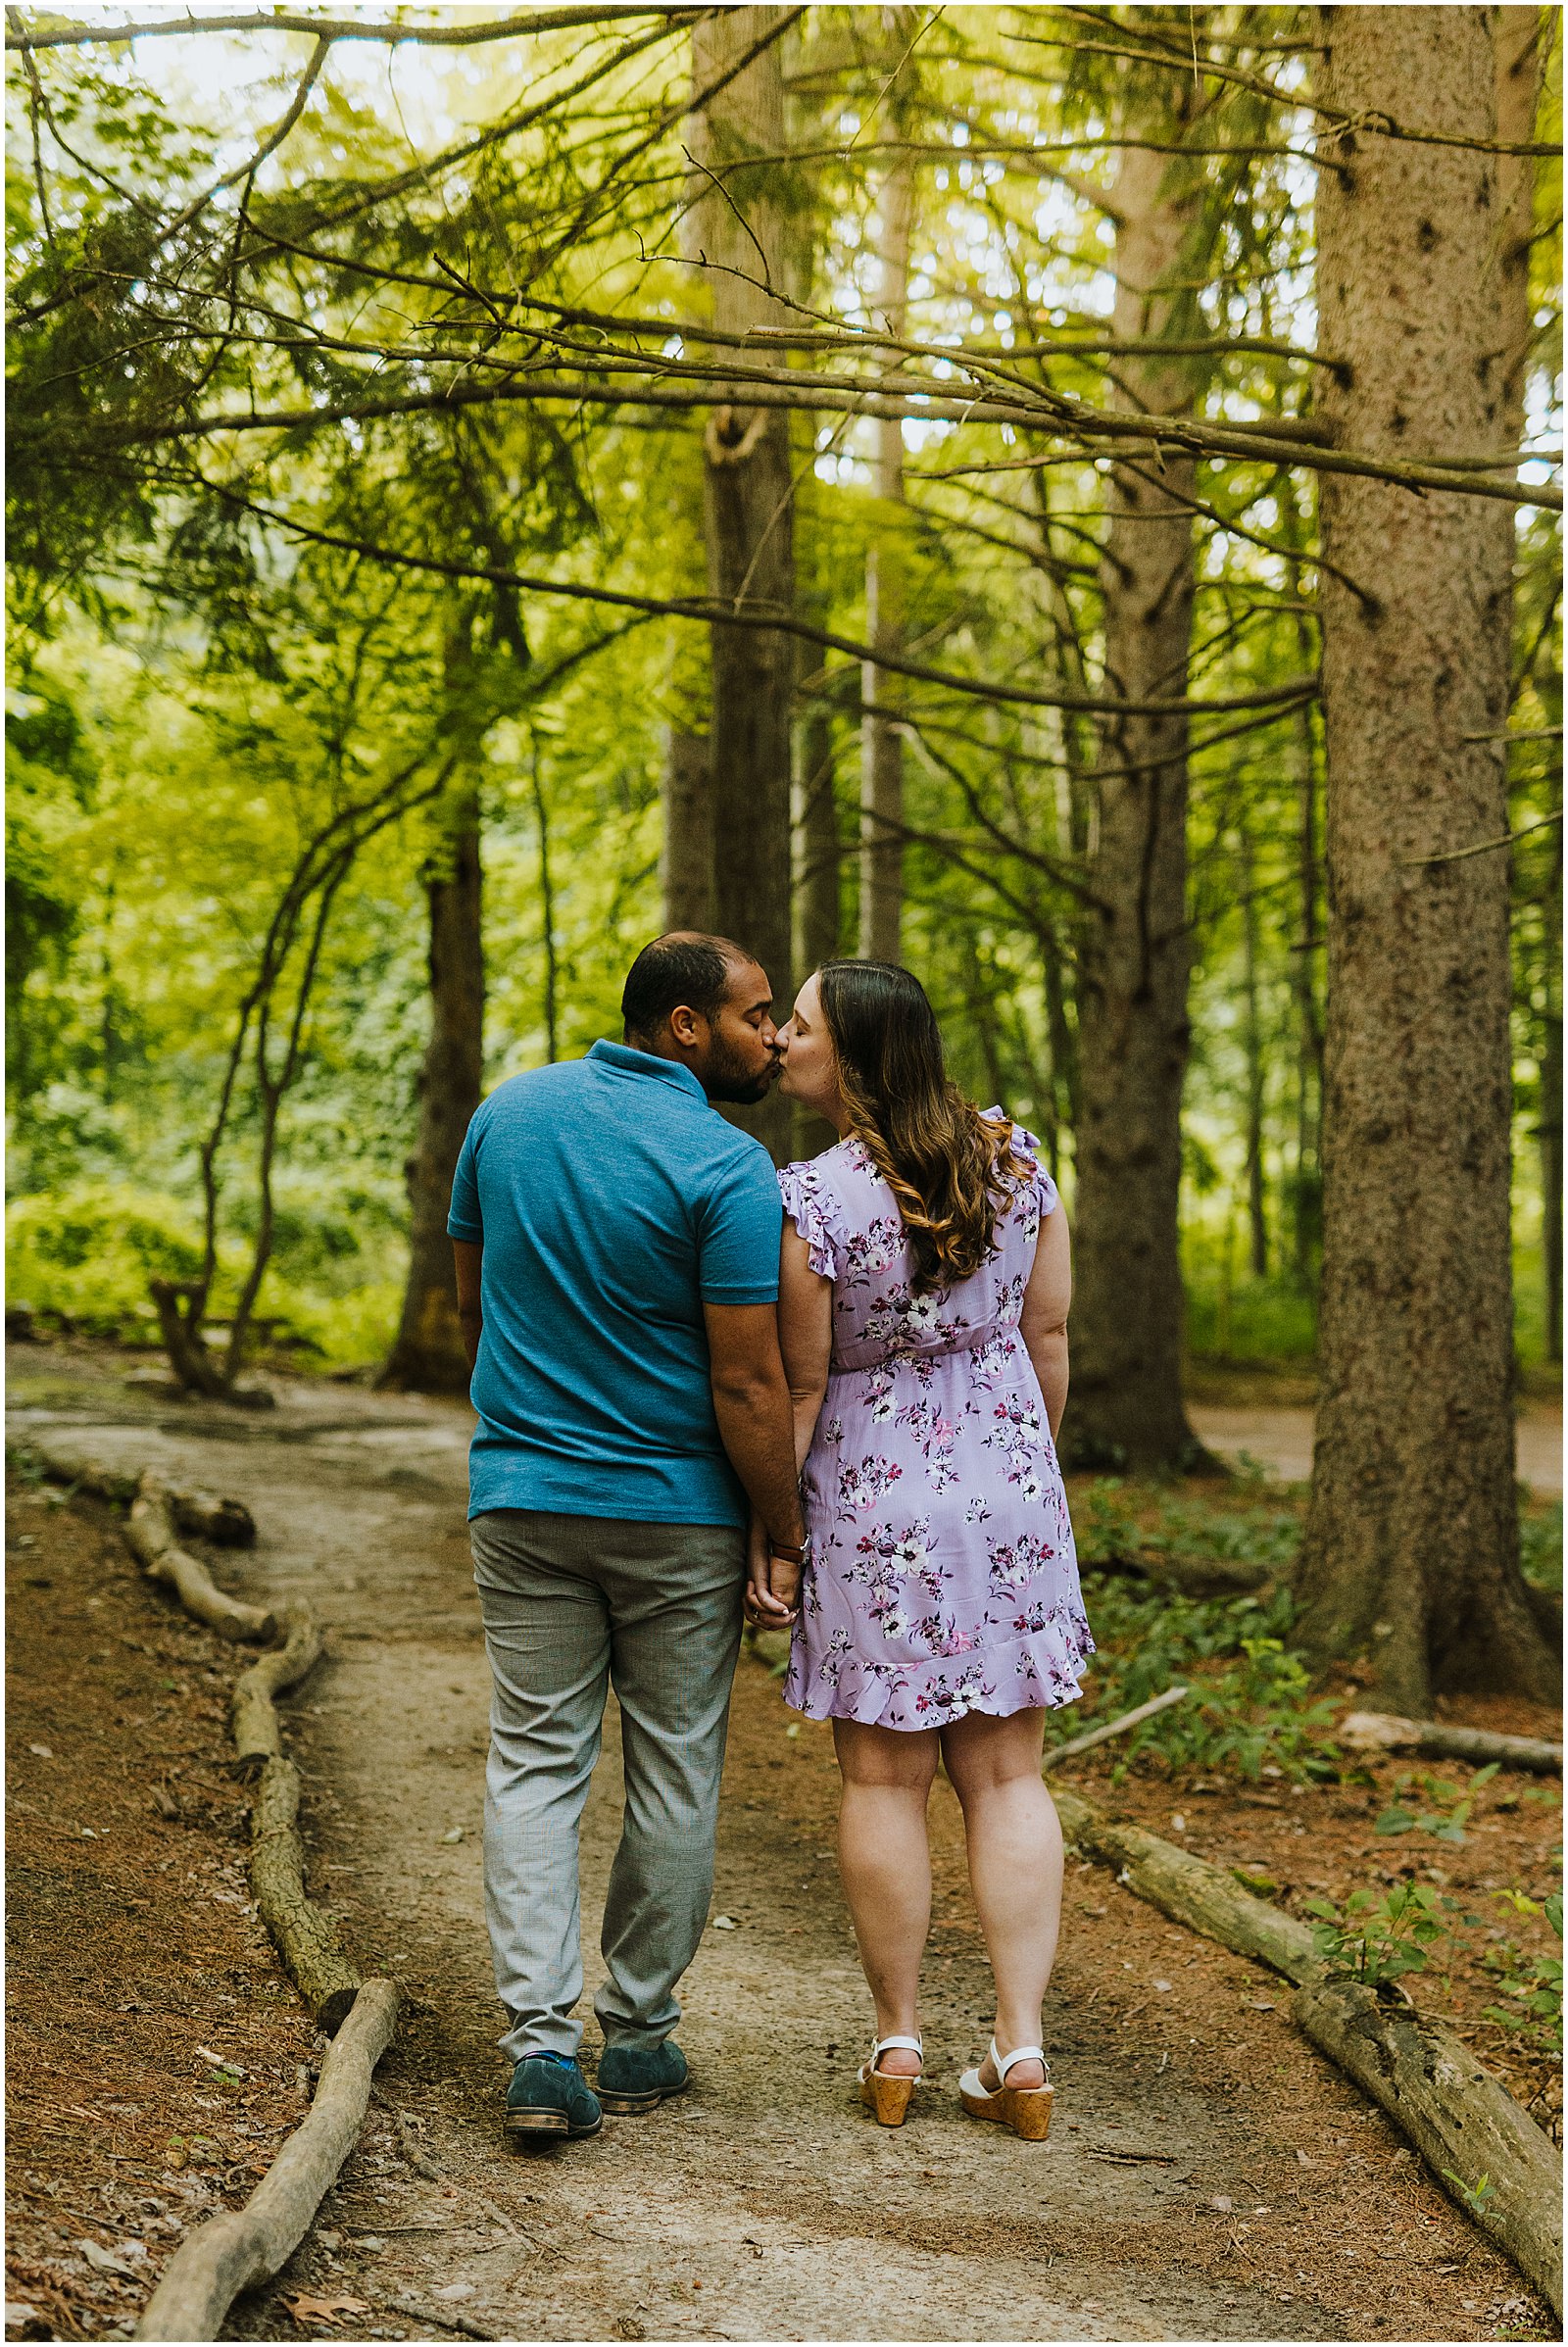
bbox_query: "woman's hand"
[745,1518,801,1627]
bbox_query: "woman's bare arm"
[1019,1200,1072,1440]
[778,1222,833,1473]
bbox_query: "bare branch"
[5,7,699,50]
[172,469,1321,724]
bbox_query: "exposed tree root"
[1054,1784,1563,2314]
[14,1441,257,1544]
[133,1979,401,2342]
[1338,1710,1562,1776]
[251,1753,364,2034]
[125,1473,275,1643]
[232,1604,323,1775]
[21,1441,398,2337]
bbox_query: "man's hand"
[745,1517,800,1627]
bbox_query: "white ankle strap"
[991,2036,1046,2082]
[873,2033,923,2058]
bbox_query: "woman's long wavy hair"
[816,960,1033,1296]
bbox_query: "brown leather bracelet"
[768,1538,807,1563]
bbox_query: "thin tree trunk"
[1240,826,1268,1281]
[689,7,796,1158]
[1066,132,1205,1472]
[1494,7,1543,452]
[1541,884,1563,1364]
[528,739,560,1064]
[1298,6,1556,1708]
[793,692,841,979]
[791,658,843,1158]
[380,776,484,1395]
[662,724,713,933]
[1292,684,1324,1287]
[1493,7,1559,1364]
[859,123,913,964]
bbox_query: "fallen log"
[125,1472,274,1643]
[13,1441,257,1544]
[1083,1548,1271,1597]
[1294,1974,1563,2317]
[1055,1783,1562,2314]
[133,1978,401,2343]
[231,1605,323,1776]
[1052,1785,1318,1980]
[1338,1711,1562,1777]
[1042,1684,1191,1773]
[251,1753,363,2035]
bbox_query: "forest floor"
[4,1337,1561,2346]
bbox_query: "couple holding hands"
[449,932,1092,2146]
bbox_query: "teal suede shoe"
[505,2051,602,2141]
[596,2038,690,2116]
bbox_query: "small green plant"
[1374,1764,1500,1844]
[1441,2169,1497,2218]
[1303,1883,1448,1986]
[1480,1889,1563,2058]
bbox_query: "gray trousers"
[470,1508,746,2067]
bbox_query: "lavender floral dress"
[778,1117,1093,1730]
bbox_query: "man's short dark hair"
[621,932,752,1041]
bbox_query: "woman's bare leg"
[831,1718,940,2075]
[940,1707,1062,2089]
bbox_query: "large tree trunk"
[689,7,796,1158]
[1065,134,1205,1472]
[1297,7,1556,1708]
[858,104,914,964]
[380,778,484,1395]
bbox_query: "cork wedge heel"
[858,2033,923,2127]
[958,2039,1054,2140]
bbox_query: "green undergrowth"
[1055,1475,1336,1783]
[1059,1571,1341,1784]
[1520,1502,1562,1594]
[1305,1882,1563,2063]
[6,1177,404,1369]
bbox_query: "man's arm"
[704,1300,806,1611]
[1018,1202,1071,1439]
[453,1238,483,1371]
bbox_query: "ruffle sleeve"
[778,1159,846,1281]
[982,1106,1059,1218]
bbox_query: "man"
[448,932,805,2143]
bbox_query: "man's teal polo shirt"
[447,1040,782,1527]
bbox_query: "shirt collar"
[588,1037,709,1103]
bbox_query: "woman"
[756,960,1091,2137]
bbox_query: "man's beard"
[702,1041,780,1104]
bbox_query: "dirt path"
[8,1356,1545,2343]
[1189,1401,1562,1494]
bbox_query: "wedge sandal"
[858,2032,923,2127]
[958,2037,1054,2140]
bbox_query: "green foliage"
[1520,1504,1562,1595]
[7,1183,205,1334]
[1303,1883,1449,1987]
[5,1177,403,1368]
[1374,1765,1501,1846]
[1060,1487,1336,1783]
[1482,1890,1564,2060]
